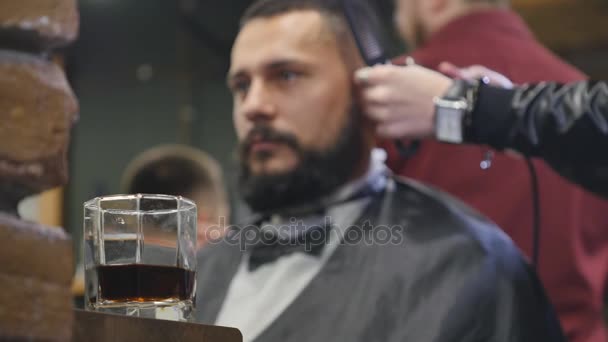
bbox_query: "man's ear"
[361,113,379,150]
[351,83,377,147]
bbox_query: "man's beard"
[237,108,365,214]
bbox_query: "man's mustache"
[241,125,300,156]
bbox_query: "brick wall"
[0,1,79,340]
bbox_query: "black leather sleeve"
[468,81,608,198]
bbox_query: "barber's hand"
[355,64,452,139]
[438,62,514,89]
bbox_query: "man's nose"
[240,80,278,123]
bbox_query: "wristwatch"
[433,79,480,144]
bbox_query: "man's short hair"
[121,145,228,218]
[239,0,364,71]
[241,0,342,27]
[465,0,509,7]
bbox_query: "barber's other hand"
[438,62,513,89]
[355,64,452,139]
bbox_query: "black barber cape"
[194,177,565,342]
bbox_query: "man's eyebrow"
[226,70,244,86]
[265,59,305,70]
[227,59,311,84]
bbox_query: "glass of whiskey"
[84,194,197,321]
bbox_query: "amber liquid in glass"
[97,264,195,303]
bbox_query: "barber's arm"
[471,80,608,198]
[355,64,608,198]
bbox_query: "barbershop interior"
[2,0,608,341]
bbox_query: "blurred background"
[18,0,608,286]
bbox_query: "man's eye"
[279,70,299,82]
[232,80,250,94]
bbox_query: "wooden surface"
[513,0,608,52]
[511,0,608,79]
[73,309,242,342]
[0,0,79,51]
[39,187,64,227]
[0,50,79,202]
[0,214,73,341]
[0,0,78,340]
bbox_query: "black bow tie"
[245,174,388,271]
[248,221,330,272]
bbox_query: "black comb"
[340,0,420,158]
[341,0,388,65]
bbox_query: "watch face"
[436,107,464,144]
